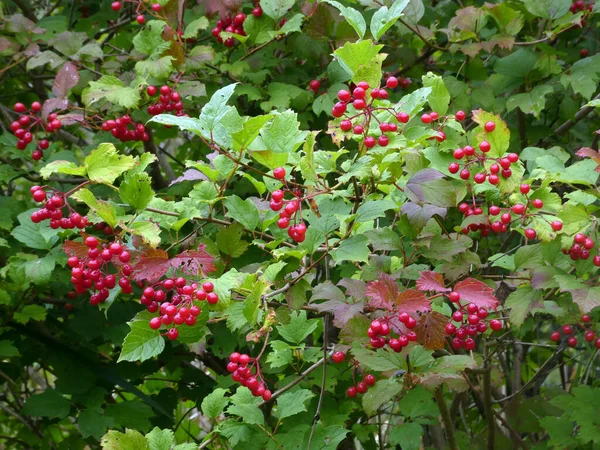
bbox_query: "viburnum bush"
[1,0,600,449]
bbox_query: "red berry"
[484,121,496,132]
[449,291,460,302]
[430,112,439,120]
[524,228,536,240]
[152,3,162,11]
[421,113,432,124]
[14,103,26,113]
[338,90,351,102]
[445,323,457,335]
[111,1,122,11]
[490,319,502,331]
[207,292,218,304]
[453,148,465,159]
[550,331,561,342]
[353,99,366,110]
[574,233,586,244]
[150,317,162,329]
[512,204,525,215]
[356,381,368,393]
[85,236,98,248]
[167,328,179,340]
[119,251,131,263]
[448,163,460,174]
[332,351,345,363]
[585,331,595,342]
[364,374,376,386]
[364,136,376,148]
[533,199,543,209]
[386,77,398,88]
[562,324,573,335]
[309,79,320,91]
[567,336,577,347]
[580,48,589,58]
[262,390,272,401]
[378,135,389,147]
[455,110,466,121]
[460,169,470,180]
[347,386,357,398]
[520,184,530,194]
[479,141,491,152]
[396,112,409,123]
[507,153,519,163]
[136,15,146,24]
[340,120,352,131]
[352,87,366,99]
[273,167,286,180]
[252,6,263,16]
[581,314,591,323]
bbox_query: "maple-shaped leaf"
[366,274,431,313]
[133,245,216,282]
[576,147,600,172]
[565,287,600,313]
[453,278,498,310]
[416,271,451,293]
[415,311,449,350]
[169,245,216,277]
[63,240,89,259]
[312,300,365,328]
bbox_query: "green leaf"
[78,409,114,439]
[82,75,141,109]
[198,83,240,140]
[370,0,410,40]
[276,310,319,344]
[85,143,137,184]
[118,310,165,363]
[127,221,162,248]
[506,85,554,118]
[120,173,155,211]
[14,304,47,324]
[182,17,210,39]
[224,195,260,230]
[351,344,407,372]
[11,210,60,250]
[277,389,315,419]
[397,386,438,419]
[260,110,307,154]
[71,189,118,228]
[135,56,174,79]
[23,389,70,419]
[260,0,295,20]
[232,114,273,151]
[148,114,203,135]
[505,286,543,328]
[133,20,169,57]
[522,0,570,19]
[494,48,537,80]
[22,253,56,285]
[409,345,435,368]
[39,160,86,179]
[362,378,403,415]
[216,223,249,257]
[388,423,423,450]
[471,109,510,159]
[201,388,230,419]
[322,0,366,38]
[561,54,600,100]
[105,401,154,432]
[227,404,264,425]
[0,340,19,357]
[266,340,293,368]
[557,204,591,235]
[334,40,385,88]
[101,429,149,450]
[145,427,174,450]
[422,72,450,115]
[355,200,396,223]
[332,235,370,263]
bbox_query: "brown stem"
[483,345,496,450]
[434,387,458,450]
[12,0,37,21]
[143,129,170,189]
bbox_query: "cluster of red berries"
[146,85,186,116]
[333,78,412,148]
[550,315,600,348]
[458,203,492,236]
[368,315,418,351]
[226,352,272,401]
[67,236,134,305]
[101,115,149,142]
[270,168,307,243]
[147,279,216,340]
[570,0,594,13]
[419,110,452,143]
[449,121,518,184]
[445,292,502,350]
[30,186,89,229]
[11,102,62,160]
[134,3,162,24]
[346,373,376,398]
[92,221,115,236]
[211,10,251,47]
[562,232,599,264]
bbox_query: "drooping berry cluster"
[333,78,412,148]
[368,315,418,352]
[146,85,186,117]
[67,236,134,305]
[562,232,599,264]
[270,168,306,243]
[226,352,272,401]
[147,279,216,340]
[331,351,377,398]
[570,0,594,13]
[135,2,162,24]
[449,121,520,184]
[30,186,89,229]
[10,102,62,160]
[550,315,600,348]
[458,202,491,236]
[211,9,253,47]
[101,115,149,142]
[445,292,502,350]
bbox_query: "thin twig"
[306,316,329,449]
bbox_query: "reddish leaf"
[416,271,451,293]
[312,300,365,328]
[415,311,449,350]
[338,278,366,299]
[132,249,170,282]
[576,147,600,172]
[453,278,498,310]
[366,274,431,313]
[42,97,69,120]
[394,289,431,314]
[52,62,79,98]
[63,240,89,258]
[365,274,399,310]
[133,245,216,282]
[169,245,216,277]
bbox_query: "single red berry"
[340,120,352,131]
[386,77,398,88]
[252,6,263,16]
[512,204,525,215]
[273,167,286,180]
[136,15,146,24]
[396,112,409,123]
[356,381,368,393]
[152,3,162,11]
[574,233,586,244]
[551,221,563,231]
[585,331,595,342]
[524,228,537,240]
[507,153,519,163]
[520,184,530,194]
[309,79,321,91]
[453,148,465,159]
[430,112,439,120]
[580,48,589,58]
[484,121,496,132]
[460,169,470,180]
[446,323,457,335]
[581,314,592,323]
[14,102,26,113]
[448,163,460,174]
[479,141,491,152]
[111,1,122,11]
[378,135,389,147]
[338,90,351,102]
[421,114,432,124]
[533,199,543,209]
[490,319,502,331]
[562,324,573,335]
[364,374,376,386]
[353,99,366,110]
[567,336,578,347]
[449,291,460,302]
[167,328,179,340]
[364,136,376,148]
[347,386,357,398]
[550,331,561,342]
[455,110,466,121]
[149,317,162,329]
[452,311,463,322]
[332,351,345,363]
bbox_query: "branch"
[258,357,325,406]
[434,387,458,450]
[483,346,495,450]
[307,316,329,448]
[547,92,600,140]
[143,129,170,189]
[12,0,37,21]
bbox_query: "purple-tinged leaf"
[416,271,451,293]
[453,278,498,310]
[169,169,208,186]
[52,62,79,98]
[42,97,69,120]
[366,274,431,314]
[312,300,365,328]
[339,278,367,299]
[404,169,445,203]
[311,281,346,303]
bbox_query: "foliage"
[0,0,599,449]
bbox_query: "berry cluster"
[146,85,186,117]
[135,3,162,24]
[346,373,376,398]
[458,202,491,236]
[10,102,62,160]
[101,115,149,142]
[445,292,502,350]
[67,236,133,305]
[211,10,251,47]
[148,279,216,340]
[569,0,594,13]
[270,168,307,243]
[562,232,599,264]
[550,315,600,349]
[30,186,89,229]
[333,78,412,148]
[226,352,272,401]
[448,121,520,184]
[367,315,418,352]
